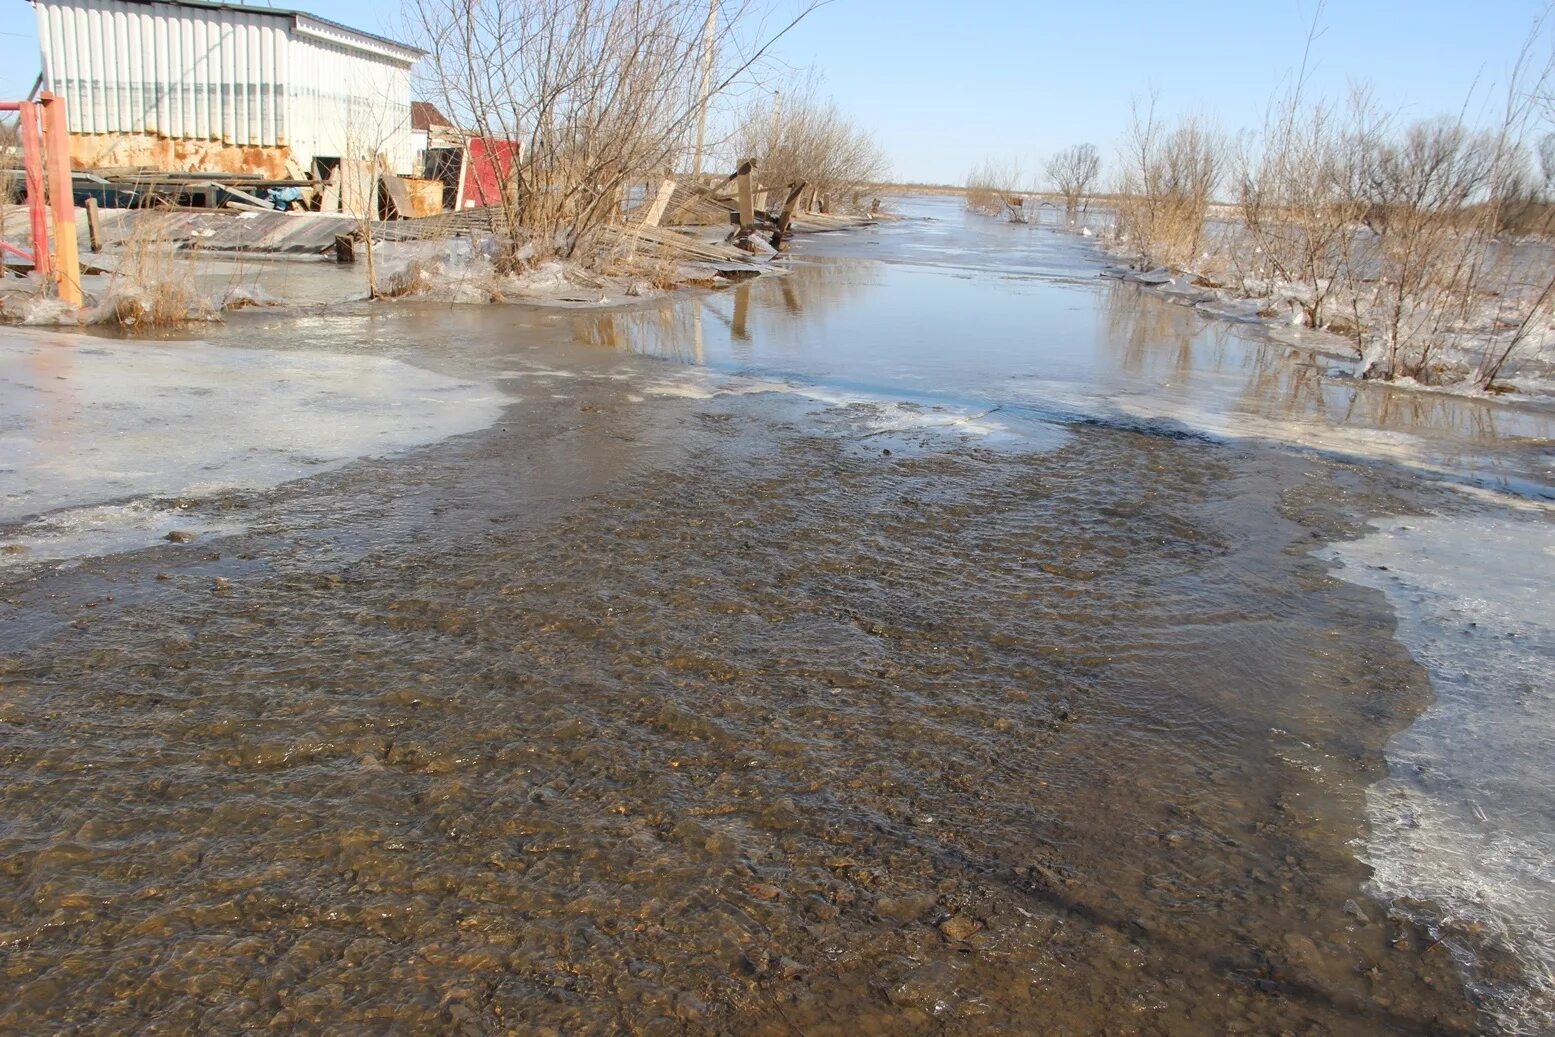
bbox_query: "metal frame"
[1,93,82,304]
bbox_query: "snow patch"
[0,499,245,569]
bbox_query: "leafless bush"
[1099,13,1555,390]
[733,85,888,214]
[405,0,823,270]
[1235,91,1368,336]
[1346,116,1499,379]
[965,157,1024,219]
[1114,101,1224,270]
[1045,143,1100,225]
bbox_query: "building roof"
[411,101,453,132]
[28,0,426,61]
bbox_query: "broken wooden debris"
[772,180,808,249]
[84,197,102,253]
[378,155,414,220]
[640,178,678,228]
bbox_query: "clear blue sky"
[3,0,1549,184]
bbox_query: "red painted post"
[15,101,51,282]
[39,92,81,305]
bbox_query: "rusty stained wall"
[402,177,445,218]
[68,133,297,177]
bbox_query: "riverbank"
[1081,216,1555,404]
[0,204,885,326]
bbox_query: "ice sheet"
[0,330,504,561]
[1323,514,1555,1034]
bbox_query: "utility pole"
[690,0,718,182]
[769,90,782,151]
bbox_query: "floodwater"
[0,194,1551,1035]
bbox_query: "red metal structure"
[460,136,520,209]
[2,93,81,304]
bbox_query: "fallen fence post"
[771,179,807,249]
[735,159,756,239]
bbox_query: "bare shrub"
[1348,117,1503,380]
[1235,93,1368,336]
[1103,13,1555,390]
[965,157,1024,219]
[405,0,823,270]
[1045,143,1100,226]
[732,86,888,215]
[1114,101,1224,270]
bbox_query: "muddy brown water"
[0,196,1544,1034]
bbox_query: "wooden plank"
[84,197,102,253]
[377,155,413,219]
[772,180,808,248]
[605,223,760,265]
[640,178,677,228]
[219,184,278,209]
[339,158,375,220]
[319,169,341,214]
[735,159,756,236]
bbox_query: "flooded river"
[0,195,1551,1035]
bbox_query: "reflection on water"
[563,204,1554,497]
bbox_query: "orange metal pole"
[39,92,81,305]
[16,101,51,282]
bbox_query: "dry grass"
[90,210,217,328]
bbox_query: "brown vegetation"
[1045,143,1101,226]
[404,0,827,270]
[90,211,216,329]
[1105,14,1555,390]
[732,86,888,216]
[965,157,1025,219]
[1113,102,1224,270]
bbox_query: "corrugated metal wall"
[288,31,414,175]
[35,0,416,172]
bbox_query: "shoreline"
[0,207,885,328]
[1101,258,1555,418]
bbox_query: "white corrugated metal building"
[31,0,424,174]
